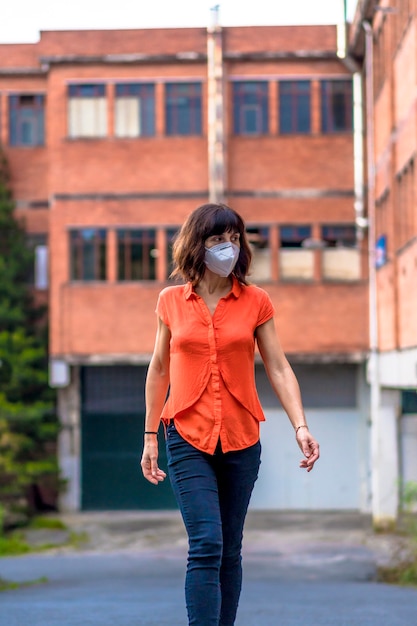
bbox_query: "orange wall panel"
[377,264,397,351]
[397,240,417,349]
[50,281,368,358]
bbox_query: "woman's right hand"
[141,437,167,485]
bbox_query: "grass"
[28,516,67,531]
[0,516,88,592]
[0,514,88,557]
[0,514,86,593]
[378,560,417,587]
[0,534,32,557]
[0,529,89,557]
[0,576,48,592]
[376,484,417,587]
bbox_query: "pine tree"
[0,151,58,528]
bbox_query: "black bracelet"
[144,431,158,435]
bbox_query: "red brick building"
[350,0,417,525]
[0,20,370,511]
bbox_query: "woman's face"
[205,231,240,249]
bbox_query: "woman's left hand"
[296,429,320,472]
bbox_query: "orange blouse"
[156,276,275,454]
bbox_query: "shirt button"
[211,355,217,363]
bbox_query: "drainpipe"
[336,1,367,241]
[207,5,226,204]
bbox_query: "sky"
[1,0,358,44]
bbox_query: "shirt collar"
[185,275,242,300]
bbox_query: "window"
[117,229,157,281]
[166,227,179,280]
[27,234,48,289]
[233,82,268,135]
[321,224,360,281]
[165,83,202,135]
[321,225,356,247]
[279,81,311,134]
[68,84,107,138]
[402,390,417,414]
[279,226,314,281]
[321,80,353,133]
[9,94,45,146]
[70,229,107,281]
[246,226,271,281]
[115,83,155,137]
[280,226,312,248]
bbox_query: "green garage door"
[81,365,177,510]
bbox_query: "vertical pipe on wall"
[353,72,366,241]
[336,2,366,240]
[207,6,226,204]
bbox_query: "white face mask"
[204,242,240,277]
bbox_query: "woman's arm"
[256,318,320,472]
[140,317,171,485]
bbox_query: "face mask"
[204,242,240,277]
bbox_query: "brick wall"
[373,12,417,353]
[0,24,368,361]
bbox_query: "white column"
[57,366,81,512]
[357,363,371,513]
[371,388,400,527]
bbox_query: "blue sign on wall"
[375,234,387,268]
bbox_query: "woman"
[141,203,320,626]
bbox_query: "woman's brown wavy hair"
[170,203,252,286]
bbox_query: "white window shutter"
[115,97,140,137]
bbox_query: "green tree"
[0,151,58,528]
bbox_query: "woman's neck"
[196,271,233,295]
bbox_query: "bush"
[0,151,59,528]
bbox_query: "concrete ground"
[54,509,406,561]
[1,510,416,625]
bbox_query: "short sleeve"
[155,290,170,328]
[256,288,275,327]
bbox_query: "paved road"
[1,511,417,625]
[1,545,417,625]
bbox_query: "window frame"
[70,228,107,282]
[9,94,45,147]
[279,80,311,135]
[165,82,202,136]
[117,228,157,281]
[68,83,107,139]
[114,83,155,138]
[232,81,269,136]
[321,224,356,248]
[166,227,179,280]
[321,79,353,134]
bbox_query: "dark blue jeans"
[166,422,261,626]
